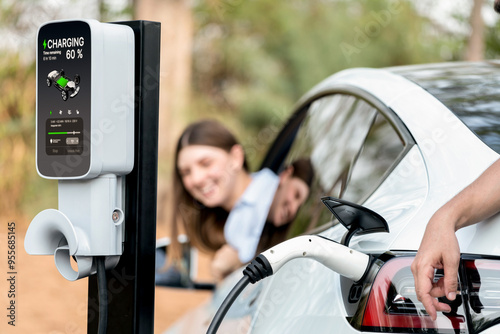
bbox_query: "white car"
[166,61,500,334]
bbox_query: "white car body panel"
[165,64,500,334]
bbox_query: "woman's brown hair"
[170,119,248,259]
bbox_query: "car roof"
[292,61,500,156]
[390,61,500,154]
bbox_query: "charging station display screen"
[37,21,91,178]
[46,118,84,155]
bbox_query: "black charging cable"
[206,255,273,334]
[96,256,108,334]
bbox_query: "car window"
[283,94,405,235]
[343,113,405,202]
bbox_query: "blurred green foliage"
[0,53,57,221]
[486,18,500,58]
[189,0,466,168]
[2,0,500,222]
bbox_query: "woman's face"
[268,176,310,227]
[177,145,240,208]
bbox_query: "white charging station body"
[25,19,135,281]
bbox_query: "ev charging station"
[24,19,160,333]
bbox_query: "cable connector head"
[260,235,370,282]
[242,254,273,284]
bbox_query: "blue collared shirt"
[224,168,280,263]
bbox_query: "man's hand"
[411,212,460,321]
[412,158,500,320]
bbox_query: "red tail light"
[359,256,467,333]
[463,258,500,333]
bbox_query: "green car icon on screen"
[47,69,80,101]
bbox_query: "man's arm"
[411,158,500,320]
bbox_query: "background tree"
[466,0,485,60]
[133,0,194,228]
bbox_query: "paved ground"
[0,225,212,334]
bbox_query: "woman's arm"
[211,244,243,282]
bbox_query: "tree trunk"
[465,0,484,61]
[133,0,193,233]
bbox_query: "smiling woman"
[177,144,249,211]
[169,119,279,280]
[167,119,313,281]
[171,119,253,257]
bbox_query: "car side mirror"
[321,196,389,246]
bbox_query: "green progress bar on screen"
[48,131,81,135]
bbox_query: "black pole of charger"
[87,20,161,334]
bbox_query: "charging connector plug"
[206,235,371,333]
[259,235,370,282]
